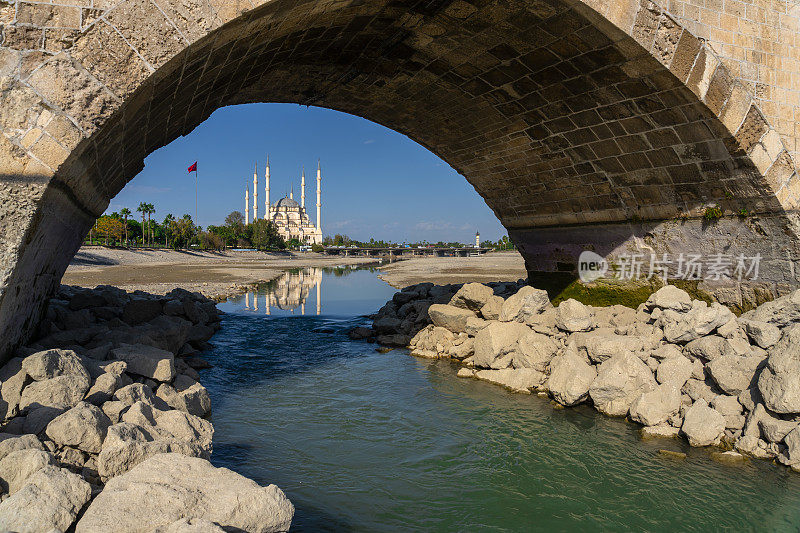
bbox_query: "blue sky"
[108,104,507,244]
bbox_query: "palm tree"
[137,203,147,247]
[120,208,131,246]
[163,214,175,247]
[145,203,155,247]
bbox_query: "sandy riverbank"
[63,247,378,299]
[376,251,527,288]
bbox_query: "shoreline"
[63,246,381,301]
[364,280,800,474]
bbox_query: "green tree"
[162,214,175,247]
[136,203,147,246]
[250,219,284,250]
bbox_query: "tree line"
[322,234,515,250]
[87,207,287,251]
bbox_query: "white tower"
[253,164,258,221]
[316,160,322,232]
[245,180,249,225]
[265,156,270,220]
[301,166,306,209]
[475,231,480,248]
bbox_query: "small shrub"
[703,205,723,221]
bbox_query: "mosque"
[244,158,323,244]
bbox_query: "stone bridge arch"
[1,0,799,360]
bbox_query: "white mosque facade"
[245,158,323,245]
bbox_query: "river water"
[200,267,800,532]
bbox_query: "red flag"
[187,162,197,173]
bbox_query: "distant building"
[475,231,480,248]
[244,158,323,244]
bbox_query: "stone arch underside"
[0,0,799,361]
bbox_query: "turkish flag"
[187,162,197,172]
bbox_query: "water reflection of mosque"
[244,267,322,315]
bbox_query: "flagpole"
[194,166,198,228]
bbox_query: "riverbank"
[63,246,378,300]
[0,284,294,531]
[377,251,527,288]
[365,281,800,473]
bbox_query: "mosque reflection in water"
[244,267,322,315]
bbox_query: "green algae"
[528,272,718,310]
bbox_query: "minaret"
[301,166,306,209]
[253,163,258,221]
[290,185,293,200]
[316,160,322,234]
[265,156,270,220]
[245,179,249,225]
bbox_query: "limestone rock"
[77,453,294,533]
[739,318,781,349]
[570,332,647,363]
[97,419,209,480]
[660,302,735,343]
[45,402,111,454]
[589,353,657,416]
[547,351,597,406]
[464,317,489,337]
[427,304,476,334]
[782,426,800,465]
[640,425,680,439]
[707,354,766,396]
[111,343,176,382]
[645,286,692,311]
[479,296,504,321]
[741,288,800,327]
[759,415,798,443]
[472,321,530,369]
[757,325,800,414]
[156,377,212,418]
[449,283,494,312]
[122,297,162,325]
[114,383,160,408]
[0,465,91,533]
[554,299,593,332]
[21,349,89,382]
[681,399,726,446]
[629,384,681,427]
[153,409,213,454]
[499,286,550,323]
[121,401,159,427]
[456,368,475,378]
[19,373,90,411]
[0,448,55,494]
[473,368,545,393]
[655,355,693,388]
[682,378,718,403]
[0,434,45,461]
[513,330,559,371]
[0,358,26,419]
[22,405,67,435]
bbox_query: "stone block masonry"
[0,0,799,361]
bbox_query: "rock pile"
[0,285,294,532]
[368,282,800,471]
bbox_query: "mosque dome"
[275,197,299,208]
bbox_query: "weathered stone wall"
[665,0,800,165]
[0,0,799,361]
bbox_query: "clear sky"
[108,104,507,244]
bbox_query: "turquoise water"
[201,267,800,532]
